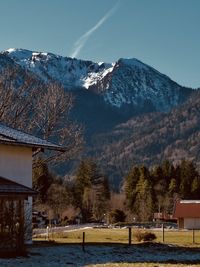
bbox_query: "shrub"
[61,219,69,226]
[135,230,157,242]
[109,209,126,224]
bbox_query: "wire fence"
[33,224,200,246]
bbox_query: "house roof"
[173,200,200,218]
[0,176,37,196]
[0,123,65,151]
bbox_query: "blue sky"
[0,0,199,88]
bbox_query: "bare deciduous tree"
[0,67,83,166]
[0,67,39,127]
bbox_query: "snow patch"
[83,64,114,89]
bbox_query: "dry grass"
[33,227,200,247]
[34,228,130,243]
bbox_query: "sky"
[0,0,199,88]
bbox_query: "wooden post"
[128,227,132,245]
[82,232,85,252]
[192,229,195,244]
[0,199,3,235]
[17,199,25,252]
[46,226,49,240]
[162,223,165,243]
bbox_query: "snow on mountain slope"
[3,48,114,89]
[2,48,192,112]
[91,58,191,111]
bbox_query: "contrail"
[70,1,120,58]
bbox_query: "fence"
[33,224,200,246]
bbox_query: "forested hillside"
[88,90,200,187]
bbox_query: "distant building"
[173,200,200,229]
[153,212,174,222]
[0,123,64,248]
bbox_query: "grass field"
[32,227,200,266]
[33,227,200,246]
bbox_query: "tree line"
[124,159,200,222]
[33,158,200,224]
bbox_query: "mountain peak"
[4,48,34,60]
[117,57,148,70]
[4,48,64,62]
[1,48,192,112]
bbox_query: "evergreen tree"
[161,160,175,188]
[191,177,200,199]
[179,160,198,198]
[92,175,111,221]
[135,171,153,221]
[168,178,178,195]
[162,160,173,178]
[73,159,110,222]
[151,165,163,184]
[73,160,92,221]
[124,166,140,212]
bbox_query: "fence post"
[82,232,85,252]
[162,223,165,243]
[46,226,49,241]
[192,229,195,244]
[128,227,132,245]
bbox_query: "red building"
[173,200,200,229]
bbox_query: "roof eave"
[0,191,38,197]
[0,140,66,152]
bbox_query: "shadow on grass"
[28,241,200,265]
[0,249,29,259]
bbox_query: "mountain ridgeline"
[0,48,198,188]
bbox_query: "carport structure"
[0,176,37,253]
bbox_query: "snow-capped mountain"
[92,58,191,111]
[2,48,114,90]
[1,48,192,113]
[0,48,197,186]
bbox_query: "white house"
[0,123,64,244]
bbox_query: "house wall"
[178,218,184,229]
[0,144,32,187]
[184,218,200,229]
